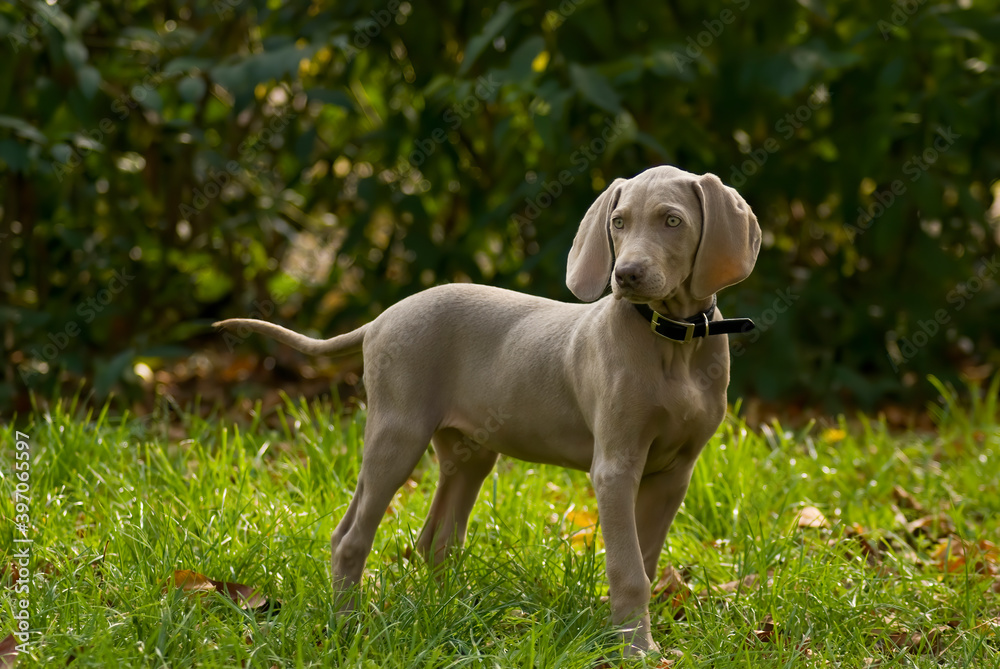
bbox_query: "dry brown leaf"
[854,535,882,566]
[751,614,776,643]
[890,506,909,529]
[885,625,950,655]
[905,514,955,540]
[836,524,896,568]
[742,615,813,655]
[698,572,768,597]
[795,505,829,529]
[932,537,1000,575]
[653,565,689,598]
[891,485,925,513]
[653,565,692,617]
[173,569,216,593]
[220,355,258,382]
[0,634,17,669]
[655,651,682,667]
[170,570,273,612]
[209,579,270,611]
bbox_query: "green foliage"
[1,0,998,410]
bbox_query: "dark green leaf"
[94,349,135,398]
[77,64,101,99]
[458,3,522,77]
[568,63,621,113]
[177,76,206,103]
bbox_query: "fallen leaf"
[656,649,683,666]
[890,506,909,529]
[565,507,598,529]
[836,524,904,568]
[220,355,258,382]
[932,537,999,575]
[173,569,216,593]
[170,570,274,612]
[0,635,16,669]
[698,572,769,597]
[567,526,596,546]
[653,565,692,617]
[564,507,599,547]
[751,614,776,643]
[846,526,881,566]
[822,428,846,442]
[891,485,925,513]
[795,505,829,529]
[210,579,270,611]
[884,625,950,655]
[905,514,955,540]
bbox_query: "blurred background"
[1,0,998,422]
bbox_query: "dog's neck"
[646,293,715,321]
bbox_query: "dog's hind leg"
[415,428,499,565]
[330,416,433,609]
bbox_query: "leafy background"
[1,0,998,415]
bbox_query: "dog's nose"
[615,263,644,289]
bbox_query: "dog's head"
[566,165,761,304]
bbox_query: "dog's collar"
[632,296,756,343]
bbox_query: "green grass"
[2,380,999,668]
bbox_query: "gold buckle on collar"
[650,311,695,343]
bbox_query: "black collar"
[632,296,756,343]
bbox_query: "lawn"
[2,379,999,667]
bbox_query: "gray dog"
[216,165,761,654]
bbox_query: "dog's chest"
[642,375,725,474]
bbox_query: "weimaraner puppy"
[216,164,761,655]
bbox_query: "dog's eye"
[666,214,682,227]
[612,217,624,229]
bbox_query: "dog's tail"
[213,319,369,356]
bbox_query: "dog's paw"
[620,626,659,657]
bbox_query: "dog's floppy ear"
[566,177,628,302]
[690,173,762,300]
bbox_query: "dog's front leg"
[635,463,696,581]
[592,450,659,656]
